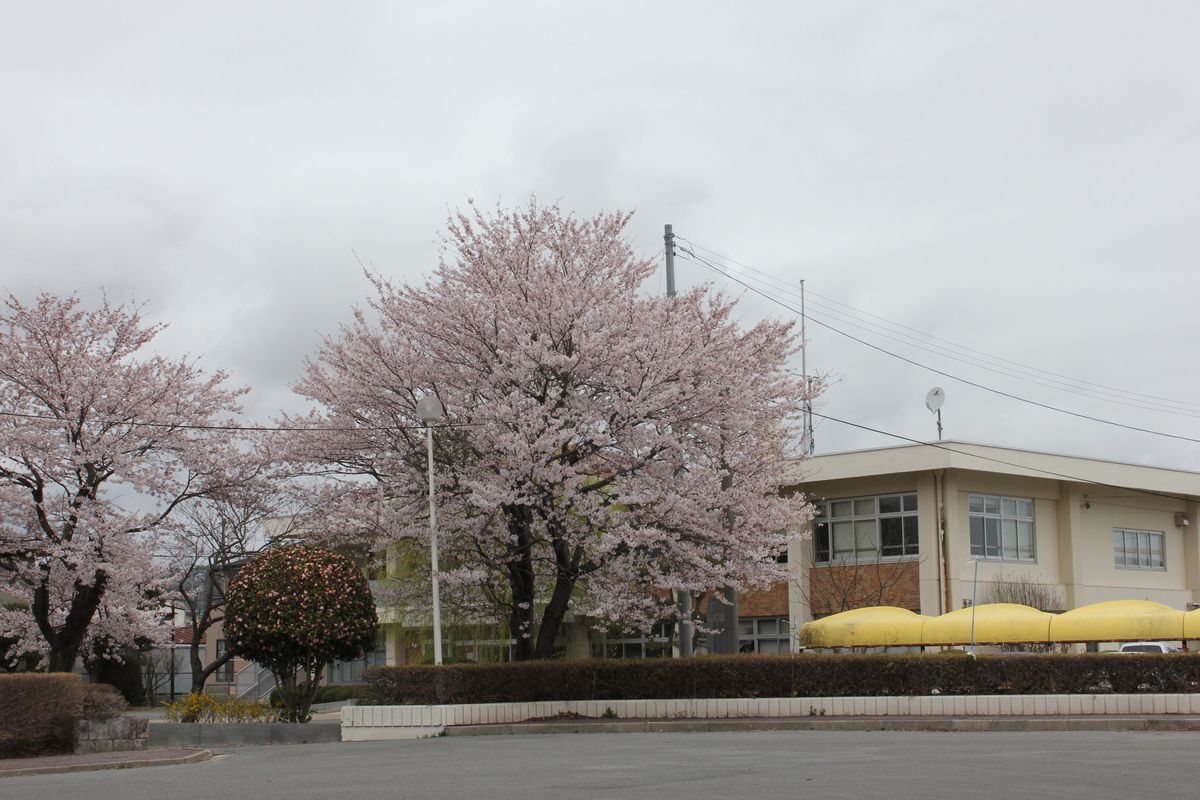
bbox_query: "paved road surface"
[4,730,1190,799]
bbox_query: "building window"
[215,639,233,683]
[592,623,673,659]
[813,493,918,564]
[1113,528,1164,570]
[328,646,388,683]
[969,494,1035,561]
[738,617,790,653]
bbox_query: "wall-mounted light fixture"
[1176,513,1190,528]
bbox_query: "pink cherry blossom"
[0,293,252,671]
[284,200,819,660]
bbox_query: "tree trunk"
[274,662,323,723]
[504,505,536,661]
[36,572,107,673]
[193,650,235,695]
[190,638,207,694]
[533,533,579,659]
[533,571,575,659]
[46,644,81,673]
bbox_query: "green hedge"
[363,653,1200,705]
[0,674,84,758]
[268,683,368,708]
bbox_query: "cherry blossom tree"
[289,200,817,660]
[0,294,251,672]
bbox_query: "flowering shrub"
[224,546,377,722]
[163,692,215,723]
[162,694,278,724]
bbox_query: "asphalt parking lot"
[5,730,1194,800]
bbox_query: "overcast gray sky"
[3,2,1198,472]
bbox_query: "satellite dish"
[925,387,945,441]
[925,387,945,413]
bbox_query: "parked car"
[1118,641,1181,654]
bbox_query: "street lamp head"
[416,395,445,424]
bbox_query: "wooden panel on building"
[808,561,921,616]
[739,582,790,618]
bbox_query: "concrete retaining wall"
[77,717,150,753]
[341,693,1200,740]
[150,721,341,748]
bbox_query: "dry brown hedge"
[0,673,85,758]
[82,683,129,721]
[364,653,1200,705]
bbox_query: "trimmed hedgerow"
[0,673,85,758]
[363,653,1200,705]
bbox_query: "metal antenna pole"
[800,279,813,455]
[937,409,943,441]
[665,224,693,658]
[664,224,676,298]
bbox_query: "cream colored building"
[786,442,1200,638]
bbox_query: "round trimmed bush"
[224,546,377,722]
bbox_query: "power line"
[678,236,1200,416]
[688,258,1200,419]
[676,235,1200,413]
[734,263,1200,417]
[676,248,1200,445]
[798,294,1199,417]
[806,409,1197,505]
[0,409,479,433]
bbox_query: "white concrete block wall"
[341,693,1200,740]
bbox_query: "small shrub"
[82,683,129,720]
[0,673,84,758]
[268,683,367,707]
[85,651,146,706]
[162,694,278,724]
[163,693,218,723]
[320,685,364,703]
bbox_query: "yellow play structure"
[799,600,1200,649]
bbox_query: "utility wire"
[806,410,1197,505]
[679,253,1200,419]
[677,235,1200,413]
[0,409,478,433]
[680,237,1200,416]
[676,248,1200,445]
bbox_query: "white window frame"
[968,493,1036,562]
[1113,528,1165,571]
[813,493,919,565]
[593,623,673,659]
[737,617,791,654]
[214,639,233,683]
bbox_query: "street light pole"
[968,559,980,656]
[416,395,445,666]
